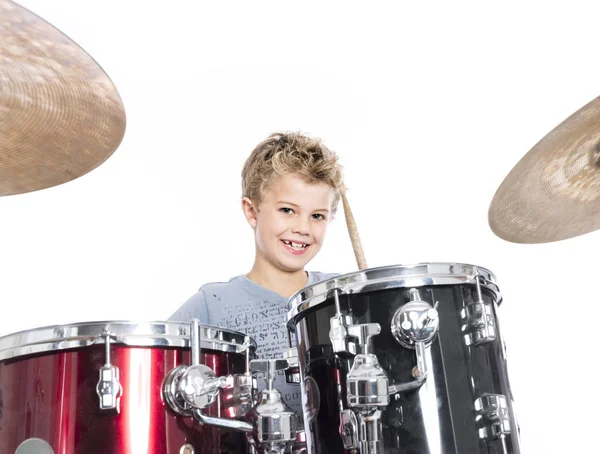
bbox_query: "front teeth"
[283,240,307,249]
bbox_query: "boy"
[168,132,343,415]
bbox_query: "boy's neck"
[245,263,308,299]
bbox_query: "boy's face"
[244,173,335,273]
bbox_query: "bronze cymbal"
[488,95,600,244]
[0,0,126,196]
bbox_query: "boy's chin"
[278,263,308,273]
[277,257,313,273]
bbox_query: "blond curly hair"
[242,132,344,212]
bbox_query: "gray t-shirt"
[168,271,337,415]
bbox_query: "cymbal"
[0,0,126,196]
[488,95,600,244]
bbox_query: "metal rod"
[103,330,111,366]
[474,268,484,302]
[500,434,509,454]
[333,288,342,315]
[415,341,427,377]
[191,319,201,366]
[409,288,420,301]
[244,337,251,374]
[193,409,253,432]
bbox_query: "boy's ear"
[241,197,258,228]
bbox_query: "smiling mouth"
[281,240,309,250]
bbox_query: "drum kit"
[1,1,599,453]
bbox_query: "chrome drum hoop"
[287,262,501,329]
[0,320,256,361]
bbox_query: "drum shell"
[291,282,520,454]
[0,323,251,454]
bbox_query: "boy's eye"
[312,213,326,220]
[280,207,294,214]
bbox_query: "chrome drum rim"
[0,320,256,361]
[287,263,501,329]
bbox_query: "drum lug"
[339,409,359,449]
[461,274,497,346]
[474,393,511,440]
[283,347,301,384]
[245,358,299,454]
[339,407,384,453]
[328,288,357,356]
[95,328,122,413]
[230,372,255,416]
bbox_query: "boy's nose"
[292,218,310,236]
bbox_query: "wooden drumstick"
[341,185,368,270]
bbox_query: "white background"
[3,1,600,452]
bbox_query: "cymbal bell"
[488,95,600,244]
[0,0,126,196]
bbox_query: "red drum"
[0,321,255,454]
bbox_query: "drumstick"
[341,185,368,270]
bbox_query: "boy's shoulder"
[198,275,248,299]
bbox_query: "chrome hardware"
[340,409,359,449]
[179,445,195,454]
[244,390,298,454]
[328,289,357,355]
[340,322,388,454]
[0,321,253,363]
[327,290,421,453]
[193,408,253,432]
[288,263,502,331]
[461,272,497,346]
[391,288,439,349]
[388,289,439,394]
[250,358,291,389]
[230,372,255,416]
[329,314,357,355]
[345,322,389,408]
[177,320,227,411]
[162,365,192,416]
[246,358,299,454]
[95,328,122,412]
[191,318,201,365]
[322,287,389,453]
[283,347,301,384]
[162,319,254,433]
[475,394,511,440]
[179,364,228,409]
[225,336,256,416]
[164,366,253,418]
[339,408,385,454]
[347,323,379,355]
[285,332,301,384]
[356,410,384,454]
[347,353,389,408]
